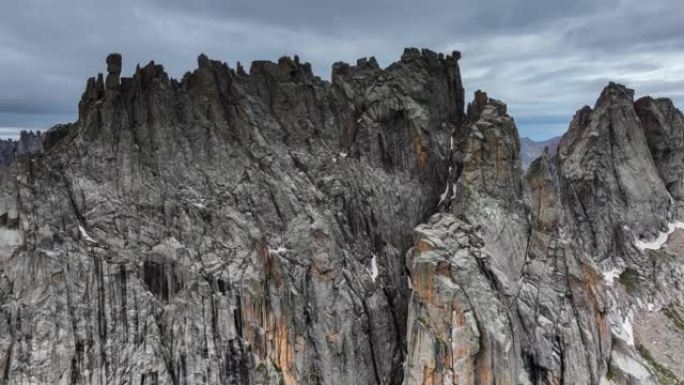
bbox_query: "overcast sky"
[1,0,683,140]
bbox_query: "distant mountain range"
[520,135,561,169]
[0,130,43,165]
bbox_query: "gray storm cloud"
[1,0,683,139]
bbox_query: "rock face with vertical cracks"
[635,96,684,204]
[405,84,684,385]
[0,50,682,385]
[0,49,463,385]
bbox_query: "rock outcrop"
[0,51,682,385]
[558,83,671,257]
[0,49,462,385]
[635,96,684,204]
[0,131,43,166]
[404,83,684,385]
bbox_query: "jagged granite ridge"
[404,84,684,385]
[0,51,682,385]
[1,49,463,385]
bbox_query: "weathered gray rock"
[0,49,463,385]
[404,82,684,385]
[0,50,682,385]
[460,92,523,203]
[635,96,684,203]
[558,83,671,258]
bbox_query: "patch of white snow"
[602,268,622,286]
[369,254,379,282]
[438,184,450,206]
[634,221,684,250]
[612,310,635,346]
[437,167,453,206]
[269,246,289,256]
[621,313,635,346]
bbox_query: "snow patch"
[369,254,379,282]
[634,221,684,250]
[437,167,453,206]
[78,225,97,244]
[612,310,635,346]
[269,246,289,256]
[602,268,622,286]
[438,185,450,206]
[620,313,635,346]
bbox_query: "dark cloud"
[0,0,683,140]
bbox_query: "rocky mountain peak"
[466,89,489,122]
[0,48,471,385]
[559,82,670,246]
[105,52,122,92]
[1,52,683,385]
[596,81,635,107]
[460,90,523,202]
[635,95,684,203]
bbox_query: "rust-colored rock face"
[460,93,523,203]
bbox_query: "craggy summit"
[0,49,683,385]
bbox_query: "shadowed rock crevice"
[142,257,184,301]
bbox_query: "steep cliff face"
[0,51,682,385]
[404,91,615,385]
[635,96,684,203]
[403,84,684,385]
[558,83,671,259]
[0,49,463,385]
